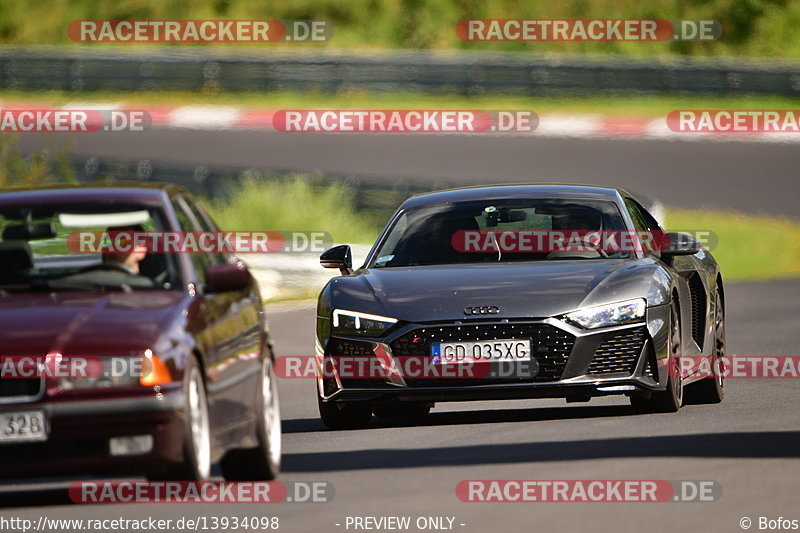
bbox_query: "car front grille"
[390,322,575,386]
[326,338,374,358]
[325,338,379,388]
[587,327,647,375]
[0,376,42,401]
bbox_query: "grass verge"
[664,208,800,282]
[201,174,384,244]
[3,1,800,58]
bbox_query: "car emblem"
[464,305,500,315]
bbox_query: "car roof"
[400,183,630,210]
[0,183,187,217]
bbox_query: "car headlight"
[332,309,398,336]
[564,298,646,329]
[57,350,173,390]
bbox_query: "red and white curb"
[2,101,798,143]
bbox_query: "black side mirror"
[205,261,253,293]
[661,232,700,260]
[320,245,352,275]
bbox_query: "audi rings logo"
[464,305,500,315]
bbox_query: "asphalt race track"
[2,279,799,531]
[4,132,799,532]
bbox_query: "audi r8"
[316,184,725,429]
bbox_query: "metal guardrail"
[1,46,800,95]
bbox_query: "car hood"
[328,259,647,322]
[0,291,186,357]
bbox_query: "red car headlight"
[56,350,173,390]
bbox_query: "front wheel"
[221,357,282,480]
[148,356,211,481]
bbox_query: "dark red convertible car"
[0,184,281,480]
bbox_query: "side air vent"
[688,272,706,349]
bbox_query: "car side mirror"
[661,232,700,259]
[320,245,352,275]
[205,261,253,293]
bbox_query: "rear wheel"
[631,302,683,413]
[686,288,725,404]
[318,394,372,430]
[220,357,282,480]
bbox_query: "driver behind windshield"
[548,209,604,257]
[64,225,155,289]
[103,225,149,276]
[551,210,600,231]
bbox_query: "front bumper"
[0,385,186,478]
[318,305,671,404]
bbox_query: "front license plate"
[0,410,47,443]
[431,339,531,364]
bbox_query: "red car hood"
[0,291,186,357]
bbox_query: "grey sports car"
[315,184,725,429]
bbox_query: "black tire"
[318,394,372,430]
[686,287,725,404]
[148,355,211,481]
[373,403,431,420]
[631,301,683,413]
[220,357,282,480]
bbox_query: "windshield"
[371,198,633,267]
[0,202,180,292]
